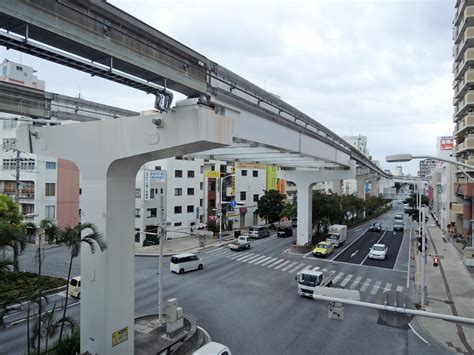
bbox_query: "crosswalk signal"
[417,236,427,252]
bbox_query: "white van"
[170,253,203,274]
[249,225,270,239]
[68,276,81,299]
[193,342,231,355]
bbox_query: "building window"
[187,205,194,213]
[136,188,141,198]
[155,166,161,170]
[45,161,56,169]
[45,205,55,219]
[200,199,203,207]
[187,188,194,195]
[174,206,182,214]
[209,199,216,208]
[211,165,215,171]
[3,120,17,129]
[187,170,195,178]
[253,194,259,202]
[135,208,141,218]
[200,182,203,190]
[147,208,157,218]
[150,189,155,198]
[45,183,56,197]
[240,191,247,201]
[175,170,182,178]
[175,188,182,196]
[200,165,204,174]
[220,165,227,174]
[160,188,164,194]
[174,222,182,227]
[2,138,16,151]
[241,170,247,176]
[209,180,216,192]
[253,170,258,177]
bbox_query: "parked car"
[369,222,382,232]
[142,235,159,247]
[249,225,270,239]
[291,217,297,227]
[368,244,388,260]
[68,276,81,299]
[312,241,334,257]
[393,221,404,231]
[170,253,203,274]
[277,226,293,238]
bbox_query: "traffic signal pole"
[421,206,426,307]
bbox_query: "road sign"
[205,171,220,178]
[376,290,414,328]
[230,200,237,208]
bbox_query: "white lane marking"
[360,278,371,292]
[336,228,370,258]
[349,276,362,290]
[274,260,291,270]
[409,323,429,344]
[247,255,268,264]
[396,285,403,293]
[289,263,307,273]
[333,272,344,284]
[301,265,313,271]
[355,228,362,231]
[206,247,224,254]
[236,253,255,261]
[311,266,320,271]
[371,281,382,295]
[340,274,353,287]
[281,261,298,272]
[242,254,263,263]
[253,256,272,265]
[383,283,392,293]
[260,257,278,266]
[322,268,328,272]
[351,250,359,258]
[267,259,285,268]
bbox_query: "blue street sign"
[230,200,237,208]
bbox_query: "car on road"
[291,217,298,227]
[229,235,251,251]
[249,225,270,239]
[312,241,334,257]
[68,276,81,299]
[369,222,382,232]
[394,213,403,220]
[393,220,404,231]
[193,341,231,355]
[277,226,293,238]
[170,253,203,274]
[368,244,388,260]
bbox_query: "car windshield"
[318,243,329,249]
[327,234,338,240]
[171,257,179,264]
[373,245,385,251]
[70,279,78,287]
[299,274,320,286]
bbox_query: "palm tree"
[58,222,106,341]
[23,288,48,354]
[0,222,26,272]
[0,258,13,272]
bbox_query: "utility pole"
[158,171,167,323]
[15,149,20,203]
[421,206,426,307]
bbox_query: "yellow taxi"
[312,241,334,257]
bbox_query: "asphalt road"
[0,206,450,355]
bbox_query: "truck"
[326,224,347,247]
[229,235,251,251]
[296,269,336,297]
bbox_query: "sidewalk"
[413,222,474,354]
[135,234,236,257]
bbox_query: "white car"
[369,244,388,260]
[193,342,231,355]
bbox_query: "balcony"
[453,48,474,80]
[454,69,474,98]
[454,91,474,119]
[454,6,474,44]
[0,189,35,200]
[454,133,474,155]
[451,202,464,215]
[455,113,474,134]
[454,27,474,62]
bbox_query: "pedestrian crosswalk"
[205,246,404,296]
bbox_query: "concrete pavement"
[413,222,474,354]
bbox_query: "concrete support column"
[279,162,355,246]
[16,105,232,354]
[463,197,472,243]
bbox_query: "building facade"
[418,159,437,179]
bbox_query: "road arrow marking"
[351,250,358,258]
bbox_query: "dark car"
[277,226,293,238]
[291,217,297,227]
[369,223,382,232]
[142,236,160,247]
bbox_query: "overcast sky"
[0,0,455,175]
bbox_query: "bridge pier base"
[16,105,232,354]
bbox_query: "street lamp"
[219,173,234,245]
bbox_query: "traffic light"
[417,236,427,252]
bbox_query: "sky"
[0,0,455,175]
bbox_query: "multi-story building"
[418,159,437,179]
[344,135,369,157]
[452,0,474,245]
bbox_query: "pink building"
[56,159,80,228]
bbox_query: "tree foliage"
[257,190,286,224]
[404,193,429,222]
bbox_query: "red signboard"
[440,136,454,150]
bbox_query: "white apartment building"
[135,157,204,242]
